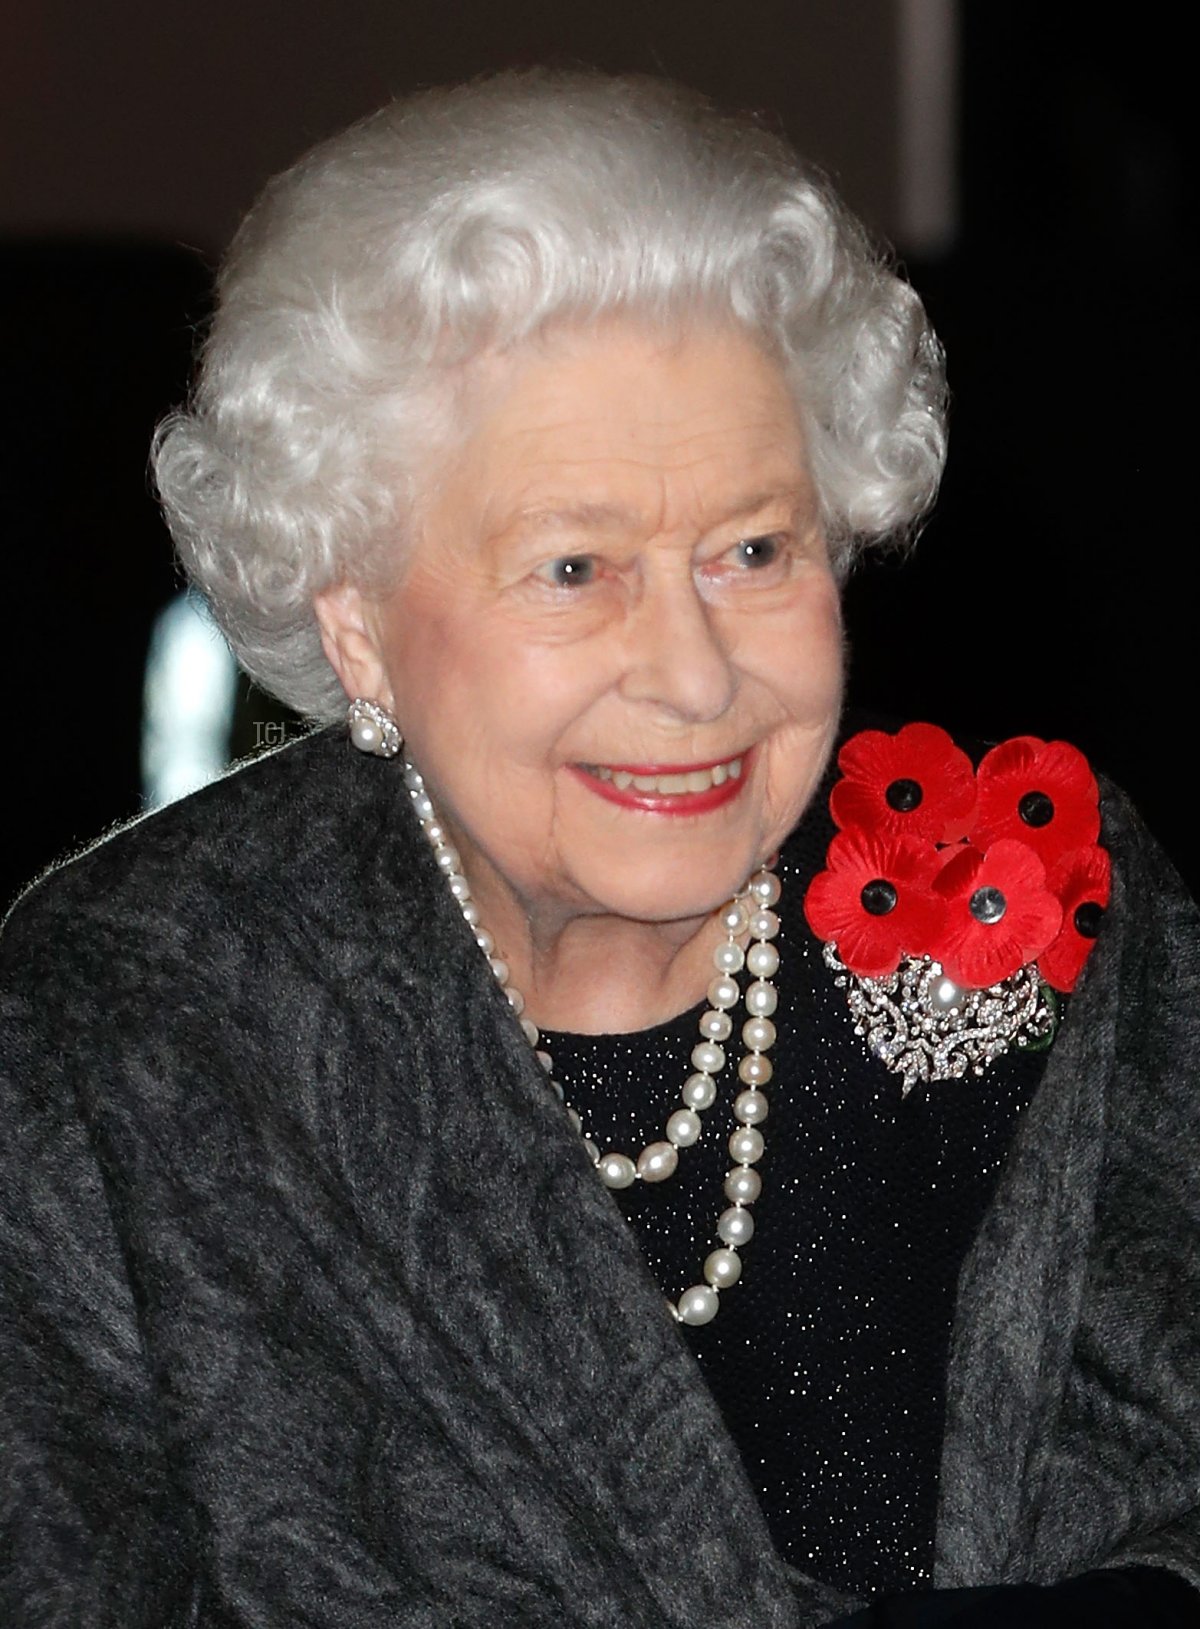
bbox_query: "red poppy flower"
[804,829,946,979]
[1038,844,1112,992]
[972,736,1100,869]
[933,840,1062,988]
[830,722,977,844]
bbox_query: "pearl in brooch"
[400,754,781,1327]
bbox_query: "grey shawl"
[1,725,1197,1627]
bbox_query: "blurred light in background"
[897,0,958,257]
[141,593,238,808]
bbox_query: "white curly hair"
[153,68,947,719]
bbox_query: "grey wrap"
[1,724,1197,1627]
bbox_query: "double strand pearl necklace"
[402,756,783,1328]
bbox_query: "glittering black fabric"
[541,793,1053,1595]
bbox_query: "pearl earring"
[347,697,402,759]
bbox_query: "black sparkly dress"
[540,792,1052,1597]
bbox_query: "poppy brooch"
[804,723,1110,1094]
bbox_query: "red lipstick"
[567,750,753,816]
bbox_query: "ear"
[312,583,395,713]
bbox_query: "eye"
[728,535,782,569]
[536,554,598,588]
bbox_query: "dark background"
[1,3,1188,911]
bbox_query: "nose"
[618,570,738,725]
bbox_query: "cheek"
[815,594,846,703]
[390,604,609,774]
[765,580,845,711]
[758,585,844,804]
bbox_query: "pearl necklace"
[401,755,782,1327]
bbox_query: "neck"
[526,909,732,1034]
[462,867,736,1034]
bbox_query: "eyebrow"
[516,485,811,534]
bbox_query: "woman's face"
[319,318,844,935]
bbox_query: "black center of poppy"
[1073,901,1104,939]
[860,878,898,916]
[1018,790,1055,828]
[969,886,1007,924]
[885,777,923,812]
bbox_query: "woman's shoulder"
[6,726,330,917]
[1,724,423,981]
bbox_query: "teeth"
[586,755,747,795]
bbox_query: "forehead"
[436,318,811,535]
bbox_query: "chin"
[570,841,766,925]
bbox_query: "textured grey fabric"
[1,724,1197,1627]
[934,771,1200,1593]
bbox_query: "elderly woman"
[2,70,1197,1629]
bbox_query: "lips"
[569,750,752,814]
